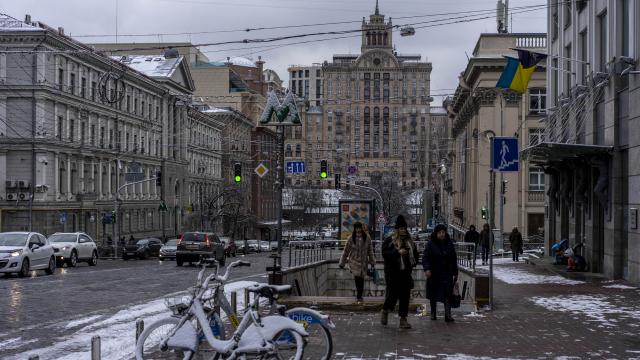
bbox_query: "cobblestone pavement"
[327,259,640,359]
[0,252,273,358]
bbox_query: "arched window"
[364,107,370,124]
[373,107,380,123]
[285,144,292,157]
[295,144,301,157]
[383,32,388,45]
[366,31,371,45]
[372,32,377,45]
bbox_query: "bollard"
[244,288,250,312]
[91,335,101,360]
[135,318,145,343]
[231,291,237,314]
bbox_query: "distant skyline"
[1,0,547,104]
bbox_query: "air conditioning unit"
[6,193,17,201]
[5,180,16,189]
[17,180,30,189]
[18,193,28,201]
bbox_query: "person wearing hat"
[380,215,420,329]
[339,221,376,303]
[422,224,458,322]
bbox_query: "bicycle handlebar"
[202,260,250,289]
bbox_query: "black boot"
[430,302,437,320]
[444,302,454,322]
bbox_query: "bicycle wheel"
[266,329,305,360]
[274,324,331,360]
[135,317,193,360]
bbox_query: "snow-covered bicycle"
[135,259,307,360]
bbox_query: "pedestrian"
[464,225,479,262]
[479,223,492,265]
[423,224,458,322]
[509,227,523,262]
[339,222,376,304]
[129,235,135,243]
[381,215,420,329]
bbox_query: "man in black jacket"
[464,225,480,262]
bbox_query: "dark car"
[220,237,237,258]
[176,232,225,267]
[123,238,162,260]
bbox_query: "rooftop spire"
[375,0,379,15]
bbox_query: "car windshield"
[182,233,205,242]
[48,234,77,243]
[0,233,27,247]
[165,239,177,246]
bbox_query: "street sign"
[347,165,358,176]
[491,137,519,172]
[255,163,269,178]
[286,161,305,174]
[59,212,67,225]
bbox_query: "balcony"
[527,191,545,203]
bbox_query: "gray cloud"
[2,0,546,104]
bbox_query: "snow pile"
[530,295,640,328]
[603,284,637,290]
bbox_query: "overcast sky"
[2,0,546,104]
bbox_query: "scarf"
[393,233,416,270]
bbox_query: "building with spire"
[286,2,436,198]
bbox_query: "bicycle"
[135,259,307,360]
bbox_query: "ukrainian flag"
[496,49,547,93]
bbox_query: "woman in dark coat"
[422,224,458,322]
[381,215,420,329]
[509,227,523,262]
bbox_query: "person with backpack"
[380,215,420,329]
[339,222,376,304]
[422,224,458,322]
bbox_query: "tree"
[369,172,411,221]
[291,188,325,231]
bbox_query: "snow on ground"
[489,266,584,285]
[603,284,637,290]
[5,280,259,360]
[530,295,640,328]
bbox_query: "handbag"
[366,264,375,277]
[450,280,461,308]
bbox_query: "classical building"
[263,69,285,96]
[0,15,192,241]
[521,0,639,282]
[285,4,435,190]
[445,33,547,241]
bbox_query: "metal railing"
[455,242,477,272]
[285,240,334,268]
[527,191,545,202]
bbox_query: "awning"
[521,142,613,165]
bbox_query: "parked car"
[220,237,237,257]
[176,232,225,267]
[269,241,279,251]
[123,238,162,260]
[159,239,178,261]
[48,232,98,267]
[245,240,260,253]
[259,241,270,252]
[0,232,56,277]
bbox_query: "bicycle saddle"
[248,283,292,295]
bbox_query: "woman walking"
[509,227,523,262]
[381,215,420,329]
[339,222,376,303]
[479,223,492,265]
[422,224,458,322]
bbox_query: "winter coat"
[464,229,479,245]
[382,233,420,281]
[422,235,459,303]
[509,231,523,254]
[479,229,493,249]
[339,232,375,277]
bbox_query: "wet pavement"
[0,252,273,359]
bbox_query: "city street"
[0,252,274,359]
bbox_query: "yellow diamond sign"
[254,163,269,178]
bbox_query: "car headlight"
[62,246,69,251]
[10,250,22,257]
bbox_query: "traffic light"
[320,160,328,179]
[111,210,117,224]
[234,163,242,182]
[155,171,162,187]
[481,207,487,219]
[335,173,341,189]
[501,180,507,194]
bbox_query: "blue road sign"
[59,212,67,225]
[491,137,519,172]
[286,161,305,174]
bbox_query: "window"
[81,77,86,98]
[69,119,74,142]
[564,44,572,94]
[91,81,97,101]
[579,30,588,83]
[57,68,64,90]
[622,0,632,57]
[305,70,309,78]
[80,122,85,145]
[564,1,571,28]
[285,144,292,157]
[529,167,545,191]
[69,73,76,95]
[90,124,95,145]
[599,11,608,72]
[529,89,546,115]
[125,133,130,151]
[57,116,63,140]
[529,128,545,146]
[295,144,301,157]
[292,71,296,79]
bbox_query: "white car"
[48,232,98,267]
[0,232,56,277]
[259,241,270,252]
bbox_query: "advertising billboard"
[338,199,376,242]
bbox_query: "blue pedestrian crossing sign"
[491,137,519,172]
[286,161,305,174]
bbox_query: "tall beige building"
[286,4,434,190]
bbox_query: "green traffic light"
[234,175,242,182]
[320,171,327,179]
